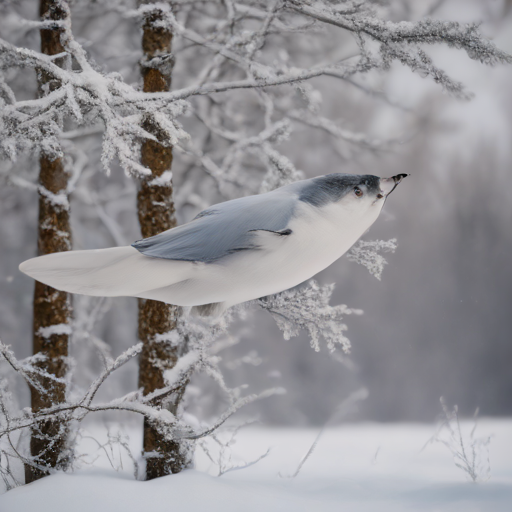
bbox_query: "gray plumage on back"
[132,187,297,263]
[132,173,383,263]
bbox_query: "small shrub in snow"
[426,397,492,483]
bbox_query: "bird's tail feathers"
[19,246,188,298]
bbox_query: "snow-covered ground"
[1,419,511,512]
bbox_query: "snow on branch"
[0,341,48,396]
[2,0,508,189]
[0,20,189,176]
[288,2,512,66]
[285,1,511,98]
[380,43,470,99]
[0,309,283,477]
[347,238,397,280]
[258,145,305,192]
[259,280,362,353]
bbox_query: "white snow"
[1,419,511,512]
[38,186,70,210]
[162,350,200,386]
[148,170,173,187]
[36,323,72,339]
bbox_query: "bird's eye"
[354,187,363,198]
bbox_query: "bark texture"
[138,7,190,480]
[25,0,72,484]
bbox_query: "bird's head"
[298,172,407,227]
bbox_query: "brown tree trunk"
[138,7,190,479]
[25,0,72,484]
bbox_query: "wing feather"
[132,189,297,263]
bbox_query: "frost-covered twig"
[0,341,47,396]
[77,427,140,480]
[0,312,282,476]
[81,343,143,407]
[424,397,492,483]
[347,238,397,280]
[199,420,270,476]
[182,387,285,440]
[259,280,362,353]
[280,387,368,478]
[288,2,512,65]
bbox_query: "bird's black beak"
[379,174,408,197]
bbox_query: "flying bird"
[20,173,407,316]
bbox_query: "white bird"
[19,173,407,316]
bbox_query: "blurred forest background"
[1,0,511,427]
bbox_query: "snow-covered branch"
[3,0,504,184]
[347,238,398,280]
[0,29,189,176]
[259,280,362,353]
[0,311,281,474]
[288,1,512,65]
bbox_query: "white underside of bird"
[19,173,404,315]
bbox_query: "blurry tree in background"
[0,0,510,485]
[136,5,190,478]
[26,0,73,483]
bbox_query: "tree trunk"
[138,7,190,479]
[25,0,72,484]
